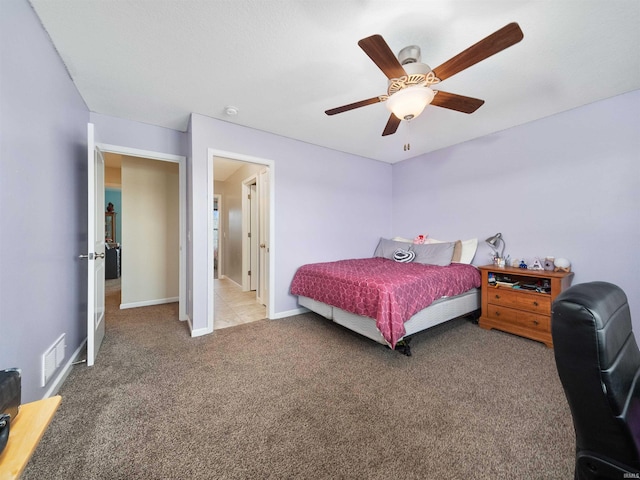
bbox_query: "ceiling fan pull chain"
[404,119,411,151]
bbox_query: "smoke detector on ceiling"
[224,106,239,116]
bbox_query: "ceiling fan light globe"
[386,86,435,121]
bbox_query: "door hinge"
[248,232,251,238]
[248,270,251,276]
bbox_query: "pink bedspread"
[290,258,481,348]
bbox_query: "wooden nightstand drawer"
[486,304,550,332]
[488,288,550,314]
[517,294,550,314]
[487,288,519,308]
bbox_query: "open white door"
[249,184,258,291]
[84,123,106,366]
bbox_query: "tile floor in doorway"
[214,277,266,329]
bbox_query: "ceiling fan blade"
[325,97,382,116]
[431,91,485,114]
[382,114,401,136]
[358,35,407,80]
[432,23,523,82]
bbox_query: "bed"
[291,237,482,355]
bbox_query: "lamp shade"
[486,232,505,258]
[385,86,435,120]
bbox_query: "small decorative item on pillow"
[413,234,427,244]
[393,248,415,263]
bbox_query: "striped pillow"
[393,248,415,263]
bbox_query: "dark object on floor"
[0,368,21,454]
[394,338,412,356]
[105,244,121,279]
[552,282,640,479]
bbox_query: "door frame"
[213,193,223,279]
[257,168,270,307]
[241,175,258,292]
[98,143,188,321]
[208,148,275,330]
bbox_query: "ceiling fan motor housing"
[387,61,434,94]
[398,45,421,65]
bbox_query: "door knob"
[259,244,266,248]
[79,252,104,259]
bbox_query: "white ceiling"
[213,157,245,182]
[30,1,640,164]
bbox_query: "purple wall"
[392,90,640,331]
[190,114,392,331]
[89,112,187,157]
[0,0,89,402]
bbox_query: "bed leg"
[395,338,412,356]
[466,309,481,324]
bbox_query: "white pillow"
[425,237,478,264]
[391,236,413,244]
[458,238,478,264]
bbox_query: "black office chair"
[552,281,640,479]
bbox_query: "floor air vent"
[42,333,65,386]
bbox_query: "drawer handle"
[532,320,539,325]
[533,301,539,307]
[495,311,500,317]
[494,295,500,299]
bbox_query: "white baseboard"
[269,307,310,319]
[191,325,214,337]
[42,339,86,399]
[220,275,243,289]
[120,297,179,309]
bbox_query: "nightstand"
[478,265,574,347]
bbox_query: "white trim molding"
[120,297,180,310]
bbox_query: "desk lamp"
[486,232,506,259]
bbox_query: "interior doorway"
[210,151,274,331]
[104,155,122,306]
[99,145,187,320]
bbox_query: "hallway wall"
[121,156,180,307]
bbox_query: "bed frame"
[298,288,481,356]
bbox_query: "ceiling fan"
[325,23,524,137]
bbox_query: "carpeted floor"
[23,286,575,479]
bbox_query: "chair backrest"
[552,281,640,476]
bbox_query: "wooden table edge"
[0,395,62,480]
